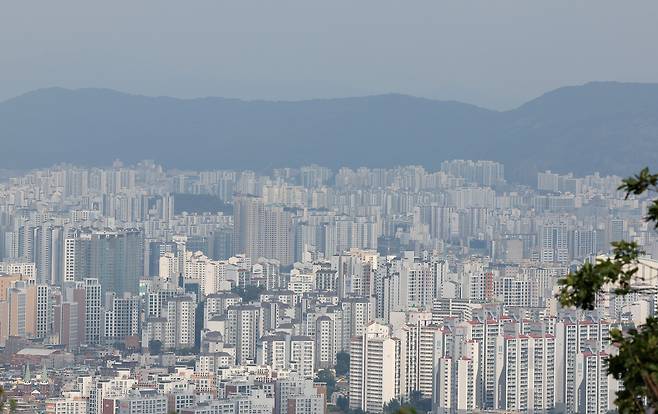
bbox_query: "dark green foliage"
[195,302,204,352]
[335,351,350,376]
[408,391,431,413]
[620,168,658,228]
[384,399,401,413]
[336,398,421,414]
[231,285,264,302]
[148,339,163,355]
[608,318,658,412]
[558,241,644,310]
[315,369,337,398]
[384,399,419,414]
[383,392,430,414]
[558,168,658,412]
[394,409,417,414]
[113,341,129,357]
[647,200,658,228]
[619,168,658,198]
[336,396,349,412]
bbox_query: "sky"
[1,1,658,109]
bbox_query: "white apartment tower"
[314,315,336,370]
[290,335,315,379]
[349,322,401,413]
[226,304,261,364]
[435,341,479,414]
[143,294,196,350]
[396,320,442,399]
[233,195,264,262]
[575,349,610,414]
[555,317,611,414]
[463,316,513,409]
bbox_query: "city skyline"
[0,159,654,413]
[2,2,658,413]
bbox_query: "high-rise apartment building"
[314,314,337,370]
[81,278,103,345]
[497,333,556,412]
[4,280,37,340]
[104,292,141,342]
[275,375,327,414]
[555,317,612,414]
[290,335,315,379]
[0,280,50,344]
[112,389,168,414]
[64,228,144,294]
[0,261,37,280]
[233,195,264,262]
[234,195,295,266]
[349,322,401,413]
[397,320,442,399]
[575,348,611,414]
[52,296,81,350]
[226,304,261,364]
[45,392,88,414]
[263,205,294,266]
[435,340,479,414]
[142,294,196,350]
[463,316,513,409]
[33,224,65,285]
[340,297,372,351]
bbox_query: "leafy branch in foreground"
[619,167,658,199]
[557,167,658,413]
[557,240,644,310]
[608,319,658,412]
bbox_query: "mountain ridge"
[1,81,657,182]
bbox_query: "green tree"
[336,396,349,412]
[558,167,658,413]
[408,390,423,405]
[407,390,431,413]
[315,369,337,398]
[393,408,417,414]
[384,398,402,413]
[176,348,195,356]
[0,385,5,412]
[335,351,350,376]
[148,339,163,355]
[231,285,264,302]
[9,399,17,413]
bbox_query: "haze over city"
[1,2,658,414]
[2,1,658,108]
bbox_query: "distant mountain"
[1,82,657,182]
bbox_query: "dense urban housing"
[0,160,654,413]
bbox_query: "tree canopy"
[148,339,163,355]
[558,167,658,412]
[315,369,337,398]
[231,285,264,302]
[335,351,350,377]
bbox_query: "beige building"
[0,273,30,301]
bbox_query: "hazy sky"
[2,1,658,109]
